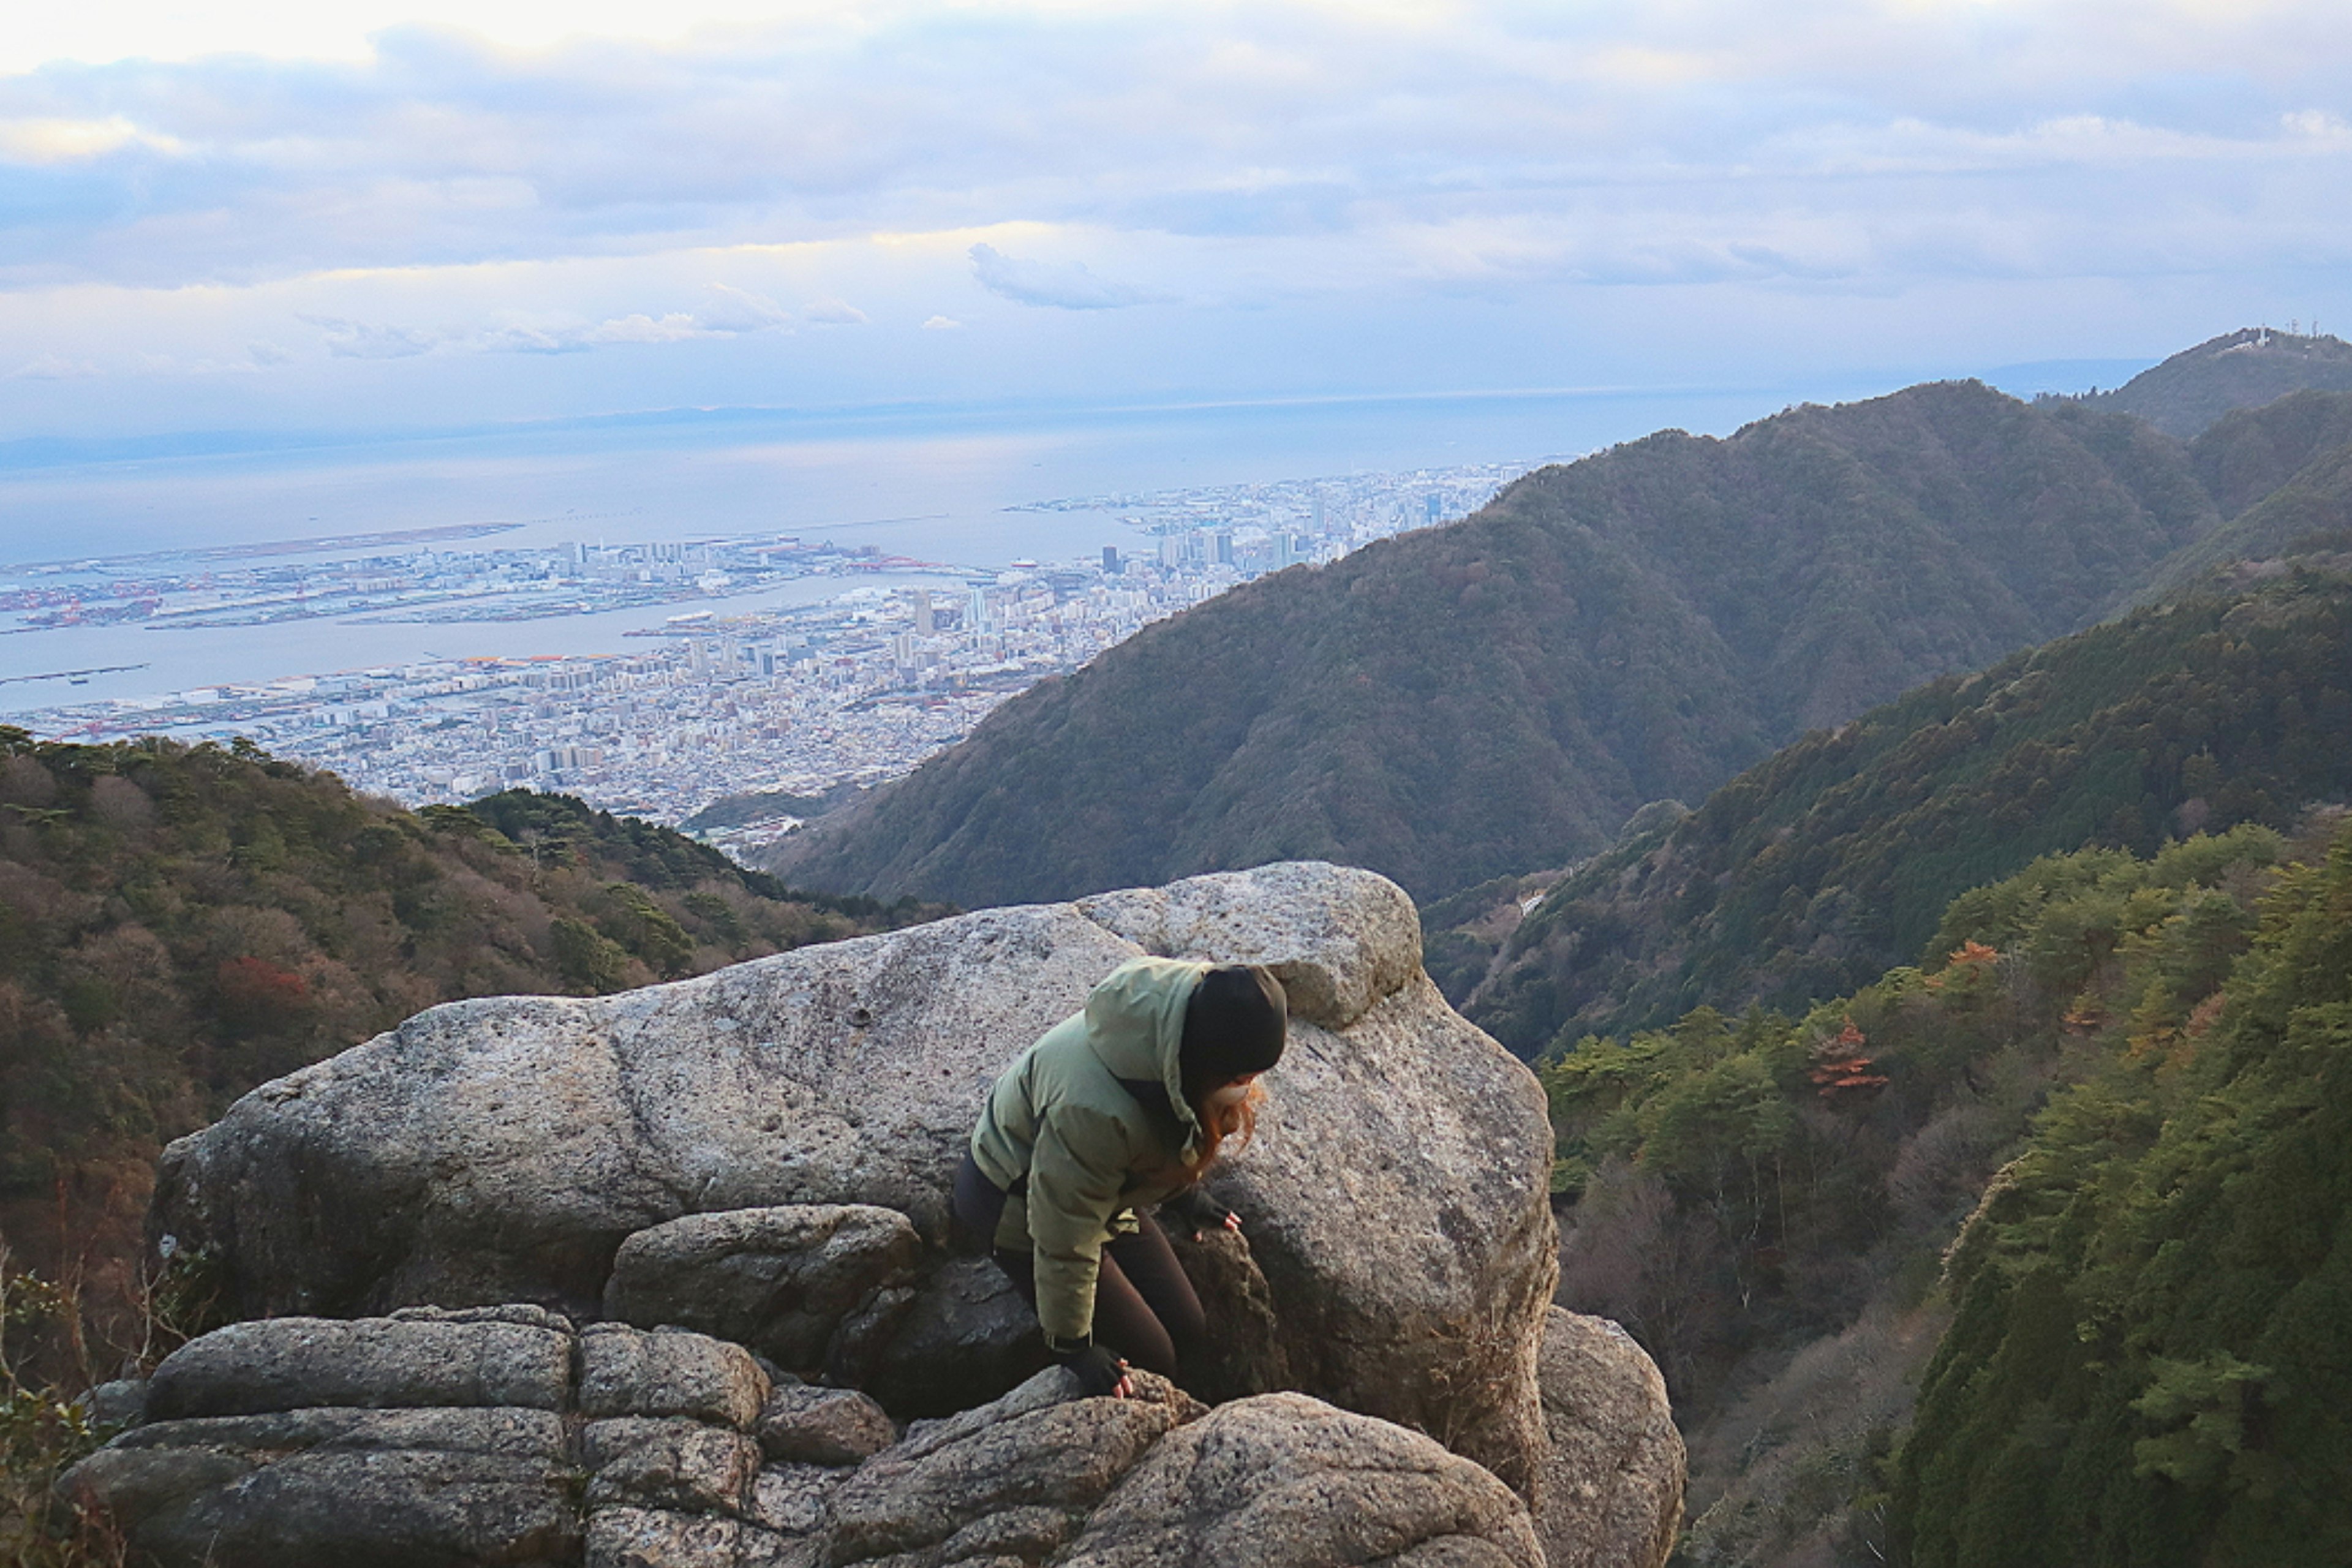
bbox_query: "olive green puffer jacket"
[968,956,1210,1341]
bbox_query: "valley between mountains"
[8,326,2352,1567]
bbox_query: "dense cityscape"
[9,460,1534,850]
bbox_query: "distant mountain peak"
[2065,325,2352,436]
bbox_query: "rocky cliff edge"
[70,861,1680,1566]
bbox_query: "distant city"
[10,459,1539,853]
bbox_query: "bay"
[0,379,1879,714]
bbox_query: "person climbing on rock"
[952,957,1287,1400]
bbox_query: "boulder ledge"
[117,861,1678,1564]
[64,1313,1558,1567]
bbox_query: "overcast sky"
[4,0,2350,443]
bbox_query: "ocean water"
[0,378,1910,714]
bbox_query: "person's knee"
[1110,1321,1180,1378]
[1158,1291,1207,1360]
[1092,1283,1181,1377]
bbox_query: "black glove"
[1161,1186,1234,1234]
[1049,1335,1127,1396]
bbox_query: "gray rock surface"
[587,1507,816,1568]
[67,1305,1667,1568]
[605,1204,920,1381]
[747,1462,845,1535]
[826,1368,1199,1565]
[61,1406,578,1567]
[1060,1392,1547,1568]
[755,1384,897,1466]
[581,1325,770,1429]
[1073,863,1424,1030]
[1218,970,1558,1491]
[861,1256,1046,1419]
[144,1315,571,1420]
[1161,1223,1292,1406]
[63,1316,804,1568]
[1532,1310,1687,1568]
[584,1418,762,1514]
[83,1378,149,1427]
[144,862,1577,1503]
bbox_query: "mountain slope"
[2076,327,2352,437]
[1532,823,2315,1568]
[1463,570,2352,1055]
[767,381,2216,908]
[2134,389,2352,598]
[0,734,940,1360]
[1890,821,2352,1568]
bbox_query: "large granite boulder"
[824,1366,1203,1564]
[149,861,1561,1494]
[63,1314,802,1568]
[1061,1392,1547,1567]
[66,1311,1553,1568]
[1532,1310,1686,1568]
[602,1204,922,1382]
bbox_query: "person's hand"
[1193,1208,1243,1242]
[1052,1337,1134,1398]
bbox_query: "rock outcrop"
[149,862,1558,1493]
[1058,1392,1545,1567]
[66,1310,1551,1568]
[64,1312,749,1568]
[1532,1310,1686,1568]
[94,861,1686,1565]
[602,1204,922,1384]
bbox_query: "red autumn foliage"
[1809,1018,1890,1102]
[214,956,310,1029]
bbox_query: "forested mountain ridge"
[1459,567,2352,1055]
[1532,820,2341,1567]
[2133,387,2352,598]
[2074,326,2352,437]
[767,380,2219,908]
[1888,820,2352,1568]
[1446,384,2352,1052]
[0,734,940,1360]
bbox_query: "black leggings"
[952,1150,1207,1379]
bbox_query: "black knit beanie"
[1180,964,1288,1102]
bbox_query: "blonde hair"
[1175,1077,1267,1182]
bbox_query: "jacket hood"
[1081,956,1208,1153]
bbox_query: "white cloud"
[968,243,1158,310]
[10,353,102,379]
[0,115,182,164]
[698,283,792,332]
[477,324,590,354]
[921,314,962,330]
[300,315,440,359]
[583,312,710,344]
[2283,108,2352,141]
[5,3,2348,297]
[297,285,795,359]
[2,1,2351,432]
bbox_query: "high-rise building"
[967,586,993,634]
[1102,545,1121,573]
[1425,493,1444,524]
[910,589,935,635]
[1158,534,1185,568]
[1212,530,1234,565]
